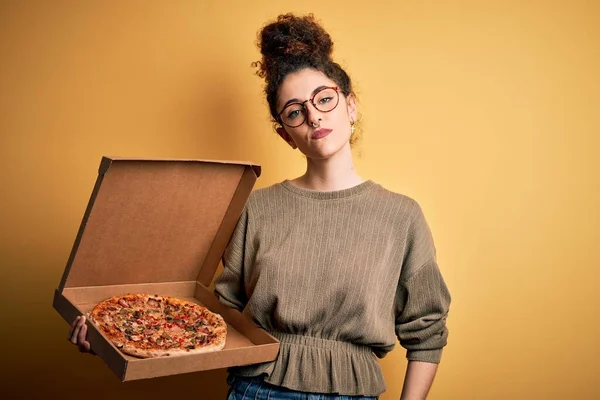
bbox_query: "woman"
[214,13,451,400]
[69,13,451,400]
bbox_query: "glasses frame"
[276,86,341,128]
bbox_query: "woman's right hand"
[68,315,94,354]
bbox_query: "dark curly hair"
[252,13,358,140]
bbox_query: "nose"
[304,102,322,127]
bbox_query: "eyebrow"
[280,85,329,111]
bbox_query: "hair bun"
[255,13,333,77]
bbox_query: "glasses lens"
[281,103,306,127]
[313,88,339,112]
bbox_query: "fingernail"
[81,316,86,323]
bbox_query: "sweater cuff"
[406,348,443,364]
[215,291,244,311]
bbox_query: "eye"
[285,105,304,119]
[287,109,302,119]
[318,96,333,104]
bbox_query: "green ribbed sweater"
[214,180,451,396]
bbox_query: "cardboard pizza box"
[52,156,279,381]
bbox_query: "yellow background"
[1,1,598,399]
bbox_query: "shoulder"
[241,182,288,218]
[373,185,436,252]
[246,182,286,205]
[250,182,286,197]
[369,182,424,219]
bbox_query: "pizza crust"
[120,340,226,358]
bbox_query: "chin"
[307,142,350,160]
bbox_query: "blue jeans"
[226,375,379,400]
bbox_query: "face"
[275,68,357,160]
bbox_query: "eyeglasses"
[277,86,340,128]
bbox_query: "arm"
[214,205,249,311]
[395,201,451,399]
[395,261,449,398]
[400,360,438,400]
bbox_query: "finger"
[70,325,81,344]
[77,317,88,345]
[68,316,81,340]
[79,336,91,353]
[70,316,85,344]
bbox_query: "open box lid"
[58,156,261,291]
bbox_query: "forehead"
[277,69,337,105]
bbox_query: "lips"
[312,128,332,140]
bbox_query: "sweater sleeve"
[214,205,249,311]
[394,202,451,363]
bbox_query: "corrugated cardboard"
[53,157,279,381]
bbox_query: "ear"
[346,93,358,122]
[276,126,298,149]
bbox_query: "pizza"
[88,294,227,358]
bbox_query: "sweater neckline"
[280,179,377,200]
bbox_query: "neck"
[292,144,364,191]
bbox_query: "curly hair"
[252,14,356,133]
